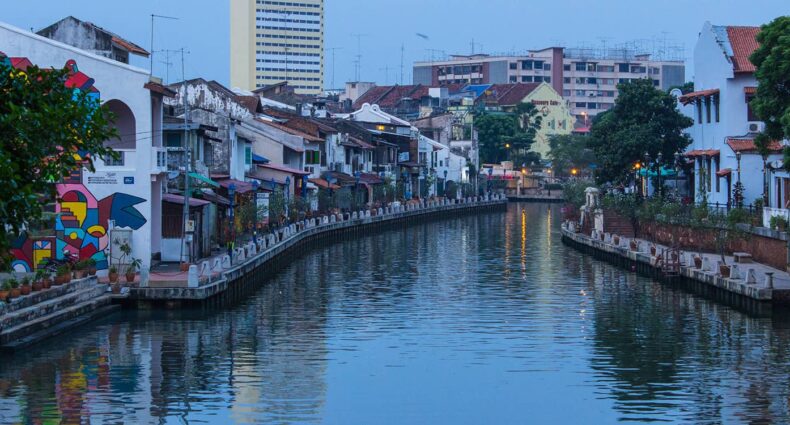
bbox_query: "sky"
[2,0,788,89]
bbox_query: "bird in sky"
[416,33,429,40]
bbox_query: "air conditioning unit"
[748,122,765,133]
[333,162,344,173]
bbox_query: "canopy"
[637,167,678,177]
[188,172,220,188]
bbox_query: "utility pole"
[179,48,192,265]
[400,43,405,85]
[150,14,178,75]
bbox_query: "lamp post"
[644,152,652,197]
[736,151,743,209]
[228,183,236,254]
[443,169,448,197]
[354,171,361,208]
[487,167,493,195]
[252,180,260,234]
[657,152,663,198]
[285,176,291,222]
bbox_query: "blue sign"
[124,177,135,184]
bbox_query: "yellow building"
[521,83,574,157]
[230,0,324,95]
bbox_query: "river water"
[1,203,790,424]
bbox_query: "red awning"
[744,86,756,95]
[309,178,341,190]
[257,162,311,176]
[216,179,255,194]
[679,89,720,105]
[685,149,720,158]
[716,168,732,177]
[727,138,784,153]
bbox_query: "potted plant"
[630,240,638,251]
[55,264,71,285]
[87,259,97,276]
[36,269,51,290]
[111,282,122,294]
[8,279,20,300]
[32,270,44,292]
[613,235,620,246]
[20,277,31,296]
[693,256,703,269]
[125,258,142,283]
[0,281,10,302]
[108,266,119,283]
[720,263,731,278]
[73,260,87,279]
[650,245,657,256]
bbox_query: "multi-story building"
[413,46,685,122]
[230,0,324,95]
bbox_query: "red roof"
[685,149,720,157]
[679,89,720,105]
[256,118,323,143]
[216,179,255,194]
[9,57,33,71]
[353,85,429,109]
[726,26,760,74]
[744,86,756,95]
[144,82,176,97]
[308,178,340,190]
[726,138,783,153]
[111,36,150,57]
[573,126,590,134]
[483,83,541,106]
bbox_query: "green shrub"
[770,215,788,231]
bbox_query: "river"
[1,203,790,424]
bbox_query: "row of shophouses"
[2,19,472,273]
[676,21,789,227]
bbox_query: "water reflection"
[0,204,789,423]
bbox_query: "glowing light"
[571,168,579,176]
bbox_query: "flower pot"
[630,241,637,251]
[720,264,731,277]
[32,281,43,292]
[109,272,119,283]
[650,246,657,256]
[20,285,31,296]
[9,289,20,299]
[74,270,86,279]
[111,283,121,294]
[55,274,70,285]
[0,290,8,302]
[125,272,136,283]
[693,257,702,269]
[88,267,97,276]
[180,263,190,272]
[613,236,620,246]
[42,279,52,290]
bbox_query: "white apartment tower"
[231,0,324,95]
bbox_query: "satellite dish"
[167,171,180,180]
[770,160,784,169]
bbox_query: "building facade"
[413,47,685,122]
[230,0,324,95]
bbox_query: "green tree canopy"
[476,102,542,165]
[588,79,693,184]
[749,16,790,163]
[548,134,596,176]
[0,59,117,267]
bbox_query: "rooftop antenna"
[150,14,178,75]
[327,47,342,89]
[400,43,405,85]
[351,33,369,81]
[379,65,393,85]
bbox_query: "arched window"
[104,99,136,149]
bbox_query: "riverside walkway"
[561,222,790,304]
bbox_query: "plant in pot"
[108,266,119,284]
[87,259,97,276]
[125,258,142,284]
[0,281,10,302]
[20,277,32,296]
[650,245,657,256]
[32,269,45,292]
[37,269,52,290]
[55,264,72,285]
[8,279,20,300]
[613,235,620,246]
[73,260,87,279]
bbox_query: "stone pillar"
[188,265,199,288]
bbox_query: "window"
[166,133,181,148]
[575,102,587,108]
[564,77,571,84]
[714,94,720,122]
[705,96,711,123]
[576,77,585,84]
[104,152,124,166]
[575,90,585,96]
[715,158,720,192]
[650,67,660,75]
[306,150,321,164]
[544,77,551,83]
[533,76,542,82]
[509,62,517,70]
[631,65,646,73]
[509,76,517,83]
[563,64,571,71]
[619,78,630,84]
[522,76,533,83]
[746,94,758,121]
[534,61,544,69]
[245,146,252,165]
[575,62,587,71]
[587,77,598,84]
[522,60,533,70]
[653,79,660,87]
[587,102,597,109]
[618,63,630,72]
[697,99,703,124]
[563,90,571,96]
[587,63,597,72]
[602,78,616,85]
[543,63,551,71]
[598,65,614,72]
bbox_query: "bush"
[770,215,788,231]
[726,208,752,227]
[563,181,594,208]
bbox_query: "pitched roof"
[685,149,720,157]
[484,83,541,106]
[726,26,760,73]
[726,138,784,153]
[38,16,149,57]
[679,88,720,105]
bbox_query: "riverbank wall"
[561,223,790,310]
[128,196,508,306]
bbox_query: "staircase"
[0,278,118,351]
[604,210,635,238]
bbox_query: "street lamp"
[354,170,361,207]
[487,167,494,195]
[228,183,236,254]
[285,176,291,222]
[657,152,664,198]
[644,152,651,197]
[443,169,448,197]
[252,180,260,233]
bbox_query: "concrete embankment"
[129,196,508,306]
[561,223,790,310]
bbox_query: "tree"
[548,134,596,176]
[0,57,117,268]
[750,17,790,180]
[588,79,693,185]
[475,102,543,165]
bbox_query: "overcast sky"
[2,0,787,89]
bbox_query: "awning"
[359,173,384,185]
[257,162,310,175]
[199,191,231,206]
[309,178,341,190]
[685,149,720,158]
[252,153,270,164]
[163,193,210,207]
[188,172,220,188]
[744,86,756,95]
[679,88,720,105]
[216,179,255,194]
[716,168,732,177]
[726,138,784,153]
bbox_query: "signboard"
[257,192,270,220]
[398,152,410,162]
[124,176,135,185]
[185,220,196,233]
[85,171,135,186]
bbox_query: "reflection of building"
[2,21,166,272]
[230,0,325,94]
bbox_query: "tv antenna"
[150,14,178,74]
[351,33,369,81]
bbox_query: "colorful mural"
[8,57,147,272]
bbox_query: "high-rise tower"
[231,0,324,95]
